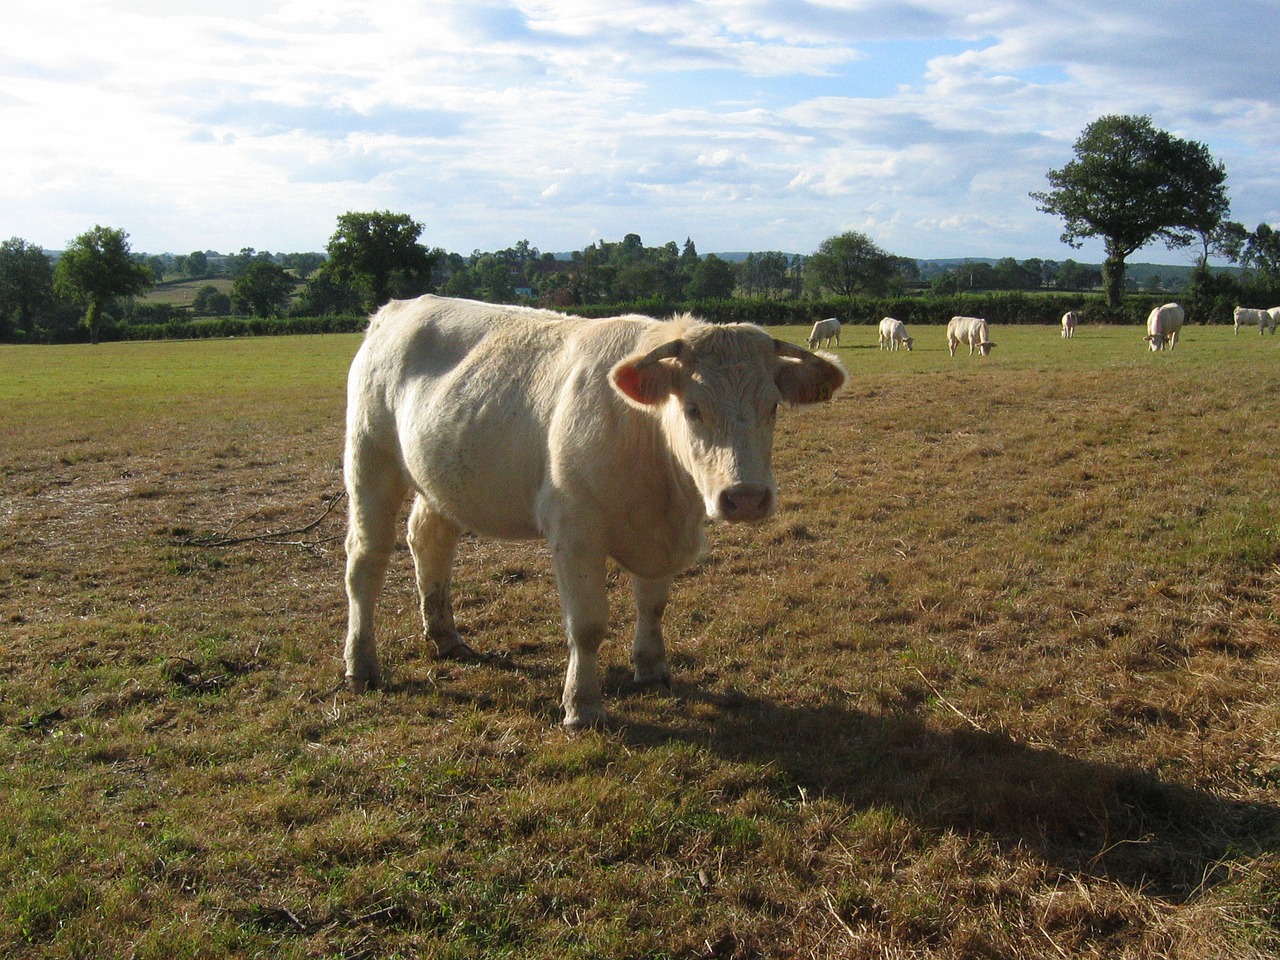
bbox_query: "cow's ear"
[611,340,684,407]
[774,340,846,404]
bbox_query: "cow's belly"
[424,475,543,540]
[400,407,549,541]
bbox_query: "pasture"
[2,321,1279,958]
[140,277,235,309]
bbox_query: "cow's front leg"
[550,533,610,730]
[631,575,673,688]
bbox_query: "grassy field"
[140,277,235,309]
[2,321,1279,958]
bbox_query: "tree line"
[3,114,1278,343]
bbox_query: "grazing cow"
[342,295,846,729]
[1228,312,1269,337]
[878,317,913,351]
[1269,307,1280,335]
[808,317,841,349]
[1144,302,1185,351]
[1061,311,1079,339]
[947,316,996,356]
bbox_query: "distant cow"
[808,317,841,350]
[1269,307,1280,335]
[1144,303,1185,351]
[947,316,996,356]
[1228,309,1269,340]
[342,295,846,728]
[878,317,913,351]
[1061,311,1079,339]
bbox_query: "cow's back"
[1150,303,1184,332]
[355,296,557,401]
[949,316,985,340]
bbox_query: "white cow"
[947,316,996,356]
[1144,303,1185,351]
[1234,306,1275,335]
[1061,311,1079,339]
[1239,308,1280,337]
[878,317,913,351]
[342,295,846,729]
[808,317,841,349]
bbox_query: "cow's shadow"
[608,677,1280,902]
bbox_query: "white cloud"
[0,0,1276,261]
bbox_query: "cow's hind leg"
[631,575,673,689]
[344,450,409,692]
[406,496,475,661]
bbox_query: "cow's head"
[978,340,996,356]
[611,323,845,523]
[904,337,915,351]
[1143,333,1166,351]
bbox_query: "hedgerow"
[566,292,1169,326]
[86,292,1206,344]
[122,314,368,340]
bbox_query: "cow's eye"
[684,402,703,422]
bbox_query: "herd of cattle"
[341,294,1276,728]
[807,301,1280,356]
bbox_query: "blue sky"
[3,0,1278,264]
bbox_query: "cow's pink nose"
[718,485,772,522]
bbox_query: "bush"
[567,293,1144,327]
[122,314,367,341]
[192,285,232,317]
[127,302,187,325]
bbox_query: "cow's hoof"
[632,671,673,691]
[436,640,492,663]
[562,709,607,732]
[347,673,380,693]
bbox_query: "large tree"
[805,231,897,297]
[1220,222,1280,285]
[295,267,365,316]
[185,250,210,278]
[326,210,435,310]
[1031,115,1229,306]
[684,254,737,299]
[738,251,793,297]
[0,237,55,338]
[231,260,296,317]
[53,226,153,343]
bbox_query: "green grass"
[140,277,235,309]
[2,322,1280,958]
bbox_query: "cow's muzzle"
[717,484,773,523]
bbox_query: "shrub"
[122,315,367,341]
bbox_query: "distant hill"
[709,252,777,264]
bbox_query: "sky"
[3,0,1278,265]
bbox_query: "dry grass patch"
[2,326,1279,958]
